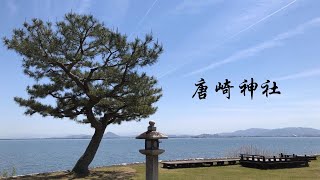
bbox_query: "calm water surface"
[0,137,320,175]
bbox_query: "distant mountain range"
[3,127,320,140]
[66,128,320,139]
[193,127,320,138]
[53,132,121,139]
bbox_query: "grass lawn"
[7,158,320,180]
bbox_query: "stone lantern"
[136,121,168,180]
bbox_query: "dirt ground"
[6,166,136,180]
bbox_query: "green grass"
[131,159,320,180]
[8,158,320,179]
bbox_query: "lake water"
[1,137,320,175]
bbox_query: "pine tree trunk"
[72,126,106,175]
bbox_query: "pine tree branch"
[69,22,96,71]
[86,107,102,129]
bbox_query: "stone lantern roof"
[136,121,168,140]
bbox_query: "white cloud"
[159,0,298,78]
[274,68,320,81]
[98,0,130,27]
[78,0,91,14]
[186,17,320,76]
[185,40,281,76]
[207,99,320,113]
[7,0,18,15]
[174,0,223,14]
[129,0,159,38]
[225,0,297,43]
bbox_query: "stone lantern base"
[139,149,165,180]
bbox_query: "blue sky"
[1,0,320,138]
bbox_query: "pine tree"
[3,13,163,175]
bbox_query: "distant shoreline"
[2,136,320,140]
[3,127,320,140]
[0,138,97,141]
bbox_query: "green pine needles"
[3,13,163,127]
[3,13,163,175]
